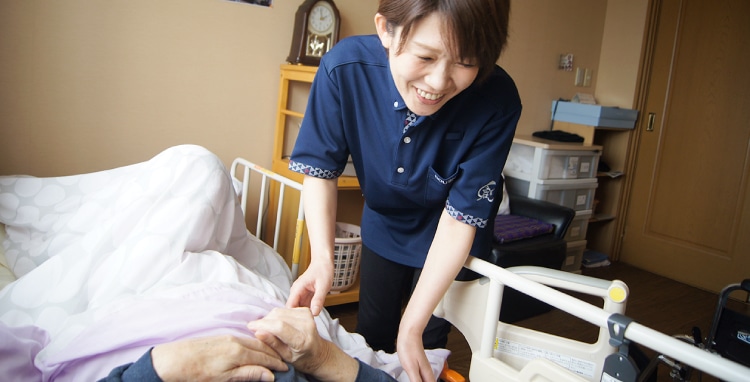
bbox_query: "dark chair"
[456,192,576,323]
[491,193,575,322]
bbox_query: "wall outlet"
[583,68,593,87]
[575,67,584,86]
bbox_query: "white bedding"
[0,225,15,289]
[0,145,448,381]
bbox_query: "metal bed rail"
[230,158,305,278]
[446,257,750,382]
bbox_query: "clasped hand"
[150,307,357,382]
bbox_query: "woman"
[286,0,519,380]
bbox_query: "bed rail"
[230,158,305,278]
[436,257,750,382]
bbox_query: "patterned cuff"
[288,160,341,179]
[446,200,488,228]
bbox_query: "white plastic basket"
[330,222,362,292]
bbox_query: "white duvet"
[0,145,448,381]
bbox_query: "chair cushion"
[493,214,554,244]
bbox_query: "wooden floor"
[325,262,748,381]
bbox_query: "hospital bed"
[229,154,750,382]
[1,145,748,381]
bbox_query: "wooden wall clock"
[287,0,341,66]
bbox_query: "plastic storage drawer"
[565,210,592,242]
[563,239,587,273]
[505,177,598,211]
[504,141,601,180]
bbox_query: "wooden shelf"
[589,213,615,223]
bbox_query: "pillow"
[493,214,554,244]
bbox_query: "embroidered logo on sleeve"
[477,180,496,202]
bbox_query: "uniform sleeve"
[446,103,521,228]
[288,59,349,179]
[98,348,162,382]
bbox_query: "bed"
[0,145,448,381]
[2,145,748,382]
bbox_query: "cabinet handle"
[646,112,656,132]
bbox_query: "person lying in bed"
[0,145,448,380]
[101,307,396,382]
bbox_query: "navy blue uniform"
[290,34,521,351]
[290,35,520,267]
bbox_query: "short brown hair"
[377,0,511,82]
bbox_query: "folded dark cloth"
[532,130,585,143]
[493,214,554,244]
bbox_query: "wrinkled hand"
[247,307,358,380]
[286,261,333,316]
[397,330,435,382]
[151,335,287,382]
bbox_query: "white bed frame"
[437,257,750,382]
[229,158,750,382]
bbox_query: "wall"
[502,0,607,134]
[596,0,650,107]
[0,0,377,176]
[0,0,640,177]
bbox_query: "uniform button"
[397,167,405,173]
[403,137,411,144]
[393,101,399,107]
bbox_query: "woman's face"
[376,12,479,117]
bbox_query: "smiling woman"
[282,1,519,381]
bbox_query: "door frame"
[612,0,661,261]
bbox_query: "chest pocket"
[424,166,459,206]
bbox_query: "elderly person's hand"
[247,307,359,382]
[151,335,287,382]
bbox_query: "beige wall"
[596,0,650,107]
[503,0,607,133]
[0,0,377,176]
[0,0,646,177]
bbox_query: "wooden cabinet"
[271,64,363,306]
[585,127,632,260]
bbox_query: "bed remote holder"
[601,313,639,382]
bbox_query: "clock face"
[307,2,335,34]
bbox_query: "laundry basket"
[330,222,362,292]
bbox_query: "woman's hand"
[286,260,333,316]
[395,211,474,381]
[397,324,435,382]
[287,175,338,316]
[151,335,287,382]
